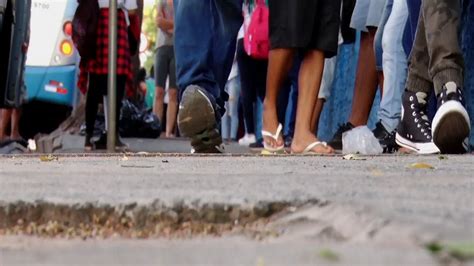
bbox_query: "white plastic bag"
[342,126,383,155]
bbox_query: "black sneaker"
[372,121,398,153]
[432,82,471,154]
[177,85,224,153]
[249,139,264,149]
[93,132,128,151]
[395,90,439,154]
[328,122,354,150]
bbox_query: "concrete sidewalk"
[0,155,473,265]
[58,134,252,154]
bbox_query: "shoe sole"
[177,86,223,153]
[432,101,470,154]
[395,133,440,154]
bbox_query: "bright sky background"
[144,0,155,7]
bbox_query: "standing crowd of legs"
[173,0,471,155]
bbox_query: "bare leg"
[311,98,325,135]
[166,89,178,137]
[348,28,379,126]
[263,48,295,148]
[10,108,21,139]
[291,50,334,154]
[0,109,12,141]
[154,87,165,124]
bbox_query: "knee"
[305,50,325,60]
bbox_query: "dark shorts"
[268,0,341,58]
[154,45,177,89]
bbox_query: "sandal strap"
[261,123,283,141]
[303,141,327,153]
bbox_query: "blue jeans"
[375,0,409,132]
[173,0,243,108]
[402,0,421,56]
[221,77,241,140]
[374,0,392,71]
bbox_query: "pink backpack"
[244,0,269,60]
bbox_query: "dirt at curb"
[0,200,322,239]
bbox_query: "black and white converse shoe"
[432,82,471,154]
[177,85,225,154]
[395,90,440,154]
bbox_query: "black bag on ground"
[72,0,99,59]
[119,100,161,139]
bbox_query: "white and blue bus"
[25,0,78,107]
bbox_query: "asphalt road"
[0,154,473,265]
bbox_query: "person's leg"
[403,0,422,56]
[174,0,242,101]
[85,75,101,149]
[291,50,333,154]
[10,108,21,139]
[263,48,294,149]
[378,0,408,132]
[329,28,380,150]
[425,0,468,153]
[221,101,230,142]
[236,39,256,136]
[174,0,242,153]
[284,82,298,144]
[395,5,439,154]
[166,89,178,137]
[373,0,408,153]
[153,47,168,123]
[311,99,325,135]
[166,48,178,137]
[348,27,379,126]
[254,59,269,144]
[312,54,337,134]
[116,75,126,134]
[374,0,393,95]
[228,77,241,141]
[0,108,12,141]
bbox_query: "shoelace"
[410,104,432,140]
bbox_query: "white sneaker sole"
[395,133,440,154]
[432,100,470,153]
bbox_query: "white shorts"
[350,0,387,32]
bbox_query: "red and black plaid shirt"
[78,9,133,95]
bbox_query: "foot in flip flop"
[262,123,285,153]
[291,136,335,155]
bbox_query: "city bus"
[25,0,78,107]
[21,0,78,138]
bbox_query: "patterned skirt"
[78,9,132,94]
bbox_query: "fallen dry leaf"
[370,168,384,177]
[409,162,435,169]
[319,249,340,261]
[39,154,58,162]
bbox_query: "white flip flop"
[262,123,285,153]
[292,141,329,155]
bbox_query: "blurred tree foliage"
[141,4,157,74]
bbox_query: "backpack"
[244,0,269,60]
[72,0,99,59]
